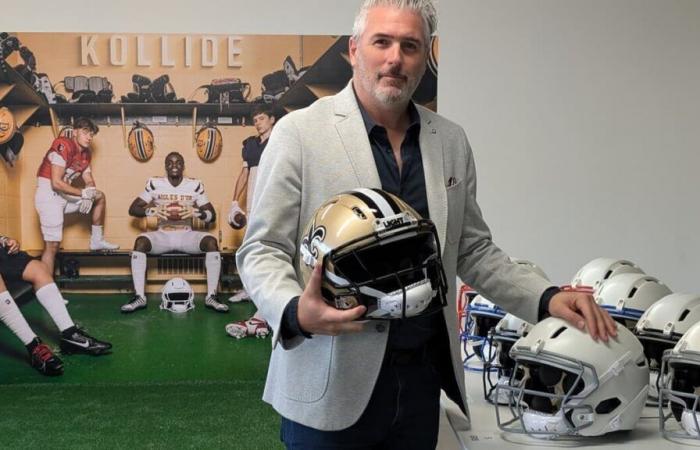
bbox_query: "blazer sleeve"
[235,115,306,349]
[454,127,552,324]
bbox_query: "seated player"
[122,151,228,313]
[0,234,112,376]
[34,117,119,276]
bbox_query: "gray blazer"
[236,82,552,431]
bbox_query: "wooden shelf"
[0,83,15,103]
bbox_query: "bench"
[53,250,240,289]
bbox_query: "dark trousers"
[280,348,441,450]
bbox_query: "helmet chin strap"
[521,409,572,438]
[681,409,700,437]
[359,278,435,319]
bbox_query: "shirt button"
[375,323,386,333]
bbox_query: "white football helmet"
[594,273,671,329]
[483,313,533,404]
[570,257,644,293]
[636,293,700,404]
[160,277,195,313]
[496,317,649,438]
[659,321,700,440]
[463,294,506,369]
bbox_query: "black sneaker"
[60,328,112,355]
[29,340,64,376]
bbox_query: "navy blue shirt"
[357,95,441,350]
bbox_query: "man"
[225,106,276,338]
[236,1,618,448]
[34,117,119,276]
[122,152,228,313]
[0,234,112,376]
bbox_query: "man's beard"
[355,53,424,107]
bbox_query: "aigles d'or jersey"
[139,176,209,230]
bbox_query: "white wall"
[3,0,699,290]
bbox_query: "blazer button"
[375,323,386,333]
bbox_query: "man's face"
[165,155,184,178]
[75,127,95,149]
[349,6,428,107]
[253,113,275,135]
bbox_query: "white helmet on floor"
[594,273,671,329]
[659,321,700,440]
[160,277,195,313]
[571,258,644,293]
[635,293,700,404]
[496,317,649,438]
[483,313,533,404]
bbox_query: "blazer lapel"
[333,83,381,188]
[419,113,447,252]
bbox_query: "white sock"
[205,252,221,296]
[0,291,37,345]
[91,225,104,242]
[131,251,147,298]
[35,283,74,332]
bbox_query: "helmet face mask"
[300,189,447,320]
[483,314,532,404]
[160,277,195,313]
[659,322,700,440]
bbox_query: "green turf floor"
[0,294,282,449]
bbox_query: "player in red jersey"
[34,117,118,275]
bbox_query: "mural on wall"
[0,32,438,257]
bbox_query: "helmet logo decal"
[300,224,326,266]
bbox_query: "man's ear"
[348,36,358,67]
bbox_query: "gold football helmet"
[128,121,155,162]
[195,122,222,162]
[299,188,447,319]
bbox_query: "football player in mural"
[225,106,277,338]
[34,117,119,275]
[122,152,228,313]
[0,234,112,376]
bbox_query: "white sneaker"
[227,289,250,303]
[225,317,270,339]
[121,295,147,313]
[90,239,119,252]
[205,295,229,312]
[64,299,69,305]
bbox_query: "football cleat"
[205,295,229,312]
[89,239,120,252]
[227,289,250,303]
[121,295,147,313]
[60,328,112,355]
[29,340,64,376]
[225,317,270,339]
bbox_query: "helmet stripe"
[370,188,401,214]
[135,129,146,160]
[352,188,396,218]
[206,128,216,160]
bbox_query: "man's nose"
[386,42,403,65]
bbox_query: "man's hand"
[179,205,195,219]
[78,199,94,214]
[3,238,20,254]
[548,291,618,341]
[81,187,97,200]
[146,204,169,220]
[228,201,247,230]
[298,263,367,336]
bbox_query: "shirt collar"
[353,84,421,135]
